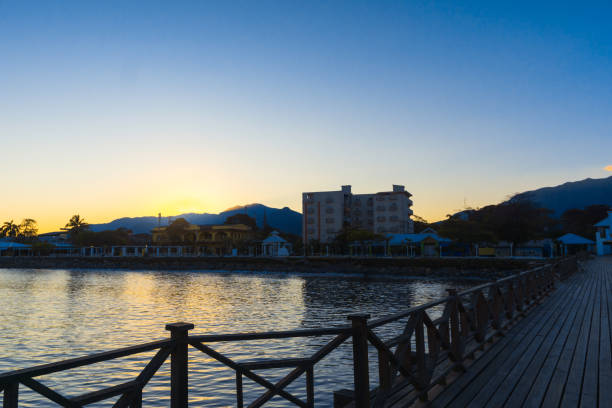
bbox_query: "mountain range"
[89,175,612,236]
[509,175,612,216]
[90,204,302,235]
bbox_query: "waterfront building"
[152,222,253,256]
[37,231,70,245]
[386,227,451,257]
[302,185,414,244]
[0,240,32,256]
[556,233,595,255]
[595,210,612,255]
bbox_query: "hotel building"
[302,185,414,243]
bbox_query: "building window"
[390,215,398,221]
[307,218,315,225]
[353,209,362,216]
[325,207,334,214]
[307,228,315,234]
[325,218,335,224]
[326,228,335,234]
[325,197,334,204]
[389,204,398,211]
[377,216,386,222]
[376,206,386,211]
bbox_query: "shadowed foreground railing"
[0,257,578,408]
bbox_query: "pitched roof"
[387,232,451,245]
[594,210,612,227]
[0,240,31,249]
[557,233,595,245]
[263,231,288,244]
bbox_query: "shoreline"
[0,256,546,280]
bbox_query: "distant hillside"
[90,204,302,235]
[510,176,612,216]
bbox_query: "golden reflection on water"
[0,268,469,407]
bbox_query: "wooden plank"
[490,273,592,407]
[598,259,612,408]
[429,283,571,408]
[516,267,595,408]
[558,265,597,408]
[465,275,579,407]
[429,278,575,408]
[537,266,596,408]
[580,264,602,407]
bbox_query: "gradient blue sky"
[1,1,611,232]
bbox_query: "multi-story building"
[152,222,253,255]
[302,185,414,244]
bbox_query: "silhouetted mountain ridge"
[509,176,612,216]
[89,204,302,235]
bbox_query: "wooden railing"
[339,256,578,407]
[0,257,577,407]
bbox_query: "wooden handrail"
[0,339,172,382]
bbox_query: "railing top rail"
[189,326,350,343]
[369,261,562,328]
[0,338,172,383]
[454,264,547,296]
[368,297,450,328]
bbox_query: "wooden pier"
[1,256,608,407]
[425,257,612,408]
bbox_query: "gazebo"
[260,231,292,257]
[557,233,595,255]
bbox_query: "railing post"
[3,382,18,408]
[306,366,315,408]
[236,372,243,408]
[348,313,371,408]
[447,289,463,362]
[166,322,194,408]
[129,389,142,408]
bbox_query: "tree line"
[434,201,609,245]
[0,219,38,239]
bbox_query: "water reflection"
[0,269,471,407]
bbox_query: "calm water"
[0,268,472,407]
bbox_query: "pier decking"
[425,257,611,407]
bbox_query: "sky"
[1,1,611,233]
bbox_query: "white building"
[595,210,612,255]
[302,185,414,244]
[261,231,292,256]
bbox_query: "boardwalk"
[426,258,612,408]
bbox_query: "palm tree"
[20,218,38,238]
[1,220,21,238]
[62,215,90,235]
